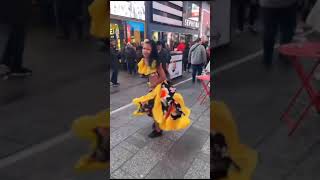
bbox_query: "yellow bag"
[212,101,258,180]
[88,0,108,39]
[72,110,109,172]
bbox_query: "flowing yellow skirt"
[71,110,109,172]
[132,81,191,131]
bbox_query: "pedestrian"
[188,38,207,83]
[132,39,191,138]
[120,40,127,70]
[157,41,171,80]
[132,42,138,75]
[248,0,260,33]
[110,39,120,86]
[235,0,259,34]
[182,43,190,72]
[136,43,143,63]
[176,39,186,52]
[260,0,298,68]
[55,0,84,40]
[0,0,33,77]
[125,43,137,75]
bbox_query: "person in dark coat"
[110,39,120,86]
[125,43,137,75]
[0,0,33,76]
[182,43,190,72]
[55,0,83,39]
[157,41,171,80]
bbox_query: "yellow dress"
[132,59,191,131]
[212,101,258,180]
[71,110,109,172]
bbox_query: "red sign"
[127,25,131,43]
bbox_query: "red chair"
[196,74,210,105]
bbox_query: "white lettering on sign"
[184,19,199,28]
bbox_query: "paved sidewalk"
[214,31,320,180]
[110,82,210,179]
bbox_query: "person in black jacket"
[157,41,171,80]
[55,0,83,39]
[110,39,120,86]
[125,43,137,75]
[0,0,32,76]
[182,43,190,72]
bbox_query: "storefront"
[110,1,146,51]
[146,1,202,79]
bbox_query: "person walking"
[110,39,120,86]
[0,0,33,77]
[182,43,190,72]
[125,43,137,75]
[55,0,84,40]
[260,0,298,68]
[248,0,260,33]
[188,38,207,83]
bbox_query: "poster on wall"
[168,54,183,79]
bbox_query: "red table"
[196,74,210,105]
[278,42,320,136]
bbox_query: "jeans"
[262,4,297,65]
[111,68,118,84]
[127,60,135,74]
[1,24,27,71]
[192,64,203,82]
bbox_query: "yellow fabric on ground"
[71,110,109,172]
[212,101,258,180]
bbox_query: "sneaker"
[10,67,32,77]
[148,130,163,138]
[112,82,120,87]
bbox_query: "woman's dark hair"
[144,39,160,67]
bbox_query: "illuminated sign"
[110,1,145,20]
[184,19,199,29]
[183,2,200,29]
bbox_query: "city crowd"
[110,36,211,87]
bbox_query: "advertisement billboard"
[183,1,200,29]
[110,1,145,20]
